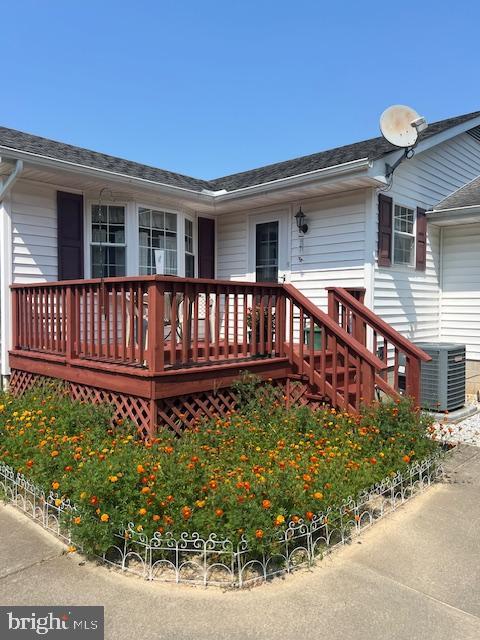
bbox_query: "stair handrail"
[282,284,387,372]
[327,287,431,362]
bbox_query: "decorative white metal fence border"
[0,452,444,588]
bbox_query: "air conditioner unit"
[416,343,466,412]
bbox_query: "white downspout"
[0,159,23,201]
[0,159,24,386]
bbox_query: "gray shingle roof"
[433,175,480,211]
[1,110,480,194]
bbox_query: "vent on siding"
[466,125,480,143]
[416,343,466,412]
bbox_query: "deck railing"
[11,276,283,374]
[11,276,427,412]
[327,287,431,402]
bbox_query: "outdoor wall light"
[295,207,308,234]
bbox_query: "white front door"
[248,211,289,283]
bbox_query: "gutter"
[212,157,371,203]
[0,159,23,202]
[0,144,372,207]
[427,204,480,216]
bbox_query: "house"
[1,110,480,433]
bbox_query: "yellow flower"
[54,498,62,507]
[313,492,323,500]
[275,514,285,526]
[109,475,118,483]
[100,513,109,522]
[138,508,147,516]
[67,545,77,553]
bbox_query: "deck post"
[147,280,164,373]
[11,288,19,350]
[405,356,421,406]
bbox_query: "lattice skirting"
[8,369,320,437]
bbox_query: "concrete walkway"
[1,446,479,640]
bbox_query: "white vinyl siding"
[290,192,366,311]
[216,191,367,312]
[374,132,480,342]
[441,224,480,361]
[10,182,58,283]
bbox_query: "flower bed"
[0,377,443,585]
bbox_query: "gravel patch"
[433,407,480,447]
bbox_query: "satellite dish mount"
[379,105,428,179]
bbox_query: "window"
[91,205,126,277]
[138,208,177,275]
[393,204,415,266]
[255,221,279,282]
[185,218,195,278]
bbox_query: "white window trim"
[392,202,416,268]
[184,214,196,278]
[136,203,197,277]
[85,200,128,279]
[247,209,289,283]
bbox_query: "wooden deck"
[9,276,431,436]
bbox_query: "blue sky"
[1,1,478,179]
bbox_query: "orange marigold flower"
[255,529,264,539]
[51,481,60,490]
[403,455,411,463]
[152,514,161,522]
[209,480,217,490]
[51,450,59,457]
[73,516,81,525]
[181,506,192,520]
[64,465,73,472]
[67,545,77,553]
[89,496,98,505]
[137,464,145,474]
[26,459,34,468]
[164,446,174,455]
[305,511,314,521]
[100,513,109,522]
[313,492,323,500]
[141,487,150,494]
[369,457,377,465]
[262,499,271,510]
[274,514,285,526]
[138,508,147,516]
[109,475,118,483]
[215,508,224,517]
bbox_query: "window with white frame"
[185,218,195,277]
[91,204,126,277]
[393,204,415,266]
[138,207,177,275]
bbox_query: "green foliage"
[0,379,440,556]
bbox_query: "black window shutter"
[416,207,427,271]
[378,193,393,267]
[57,191,84,280]
[197,217,215,279]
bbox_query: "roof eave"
[0,144,215,205]
[213,157,373,203]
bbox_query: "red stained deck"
[9,276,430,436]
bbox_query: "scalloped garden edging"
[0,452,444,588]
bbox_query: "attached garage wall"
[441,223,480,361]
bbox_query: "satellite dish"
[380,105,427,148]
